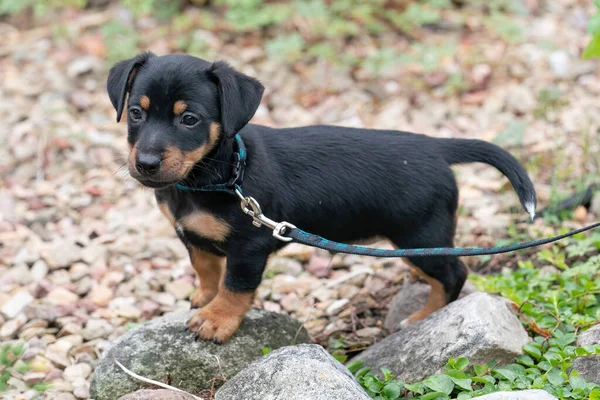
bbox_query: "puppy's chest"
[157,200,231,244]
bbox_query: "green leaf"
[523,343,542,360]
[381,368,394,382]
[493,368,518,382]
[347,360,364,373]
[457,393,473,400]
[546,367,565,386]
[450,377,473,391]
[590,388,600,400]
[403,381,425,394]
[423,374,454,395]
[455,357,469,371]
[382,382,402,399]
[569,371,586,390]
[261,347,272,356]
[421,392,449,400]
[583,35,600,59]
[517,355,535,367]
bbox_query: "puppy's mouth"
[131,175,183,189]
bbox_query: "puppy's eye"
[129,107,143,122]
[181,113,199,127]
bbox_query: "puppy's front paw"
[187,305,242,344]
[190,289,217,309]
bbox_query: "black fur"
[108,53,536,324]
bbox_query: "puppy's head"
[107,52,264,188]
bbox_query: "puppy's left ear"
[210,61,264,138]
[107,52,155,122]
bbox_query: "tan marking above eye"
[179,211,231,242]
[139,95,150,111]
[173,100,188,116]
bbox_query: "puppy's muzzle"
[135,152,162,176]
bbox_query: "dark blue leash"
[283,223,600,257]
[176,134,600,257]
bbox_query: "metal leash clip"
[235,187,296,242]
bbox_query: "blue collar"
[176,134,246,195]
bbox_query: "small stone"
[505,85,536,114]
[326,299,349,316]
[280,293,303,312]
[1,314,27,339]
[67,57,98,78]
[42,240,82,269]
[82,318,114,340]
[549,50,570,78]
[263,301,282,313]
[69,263,90,281]
[30,260,49,282]
[23,371,47,385]
[266,256,303,277]
[338,284,360,299]
[89,285,113,307]
[355,327,382,338]
[64,363,92,382]
[276,243,315,261]
[165,279,195,300]
[154,292,176,307]
[306,254,331,278]
[1,290,34,319]
[51,394,77,400]
[47,287,80,306]
[12,247,39,265]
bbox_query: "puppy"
[107,52,536,343]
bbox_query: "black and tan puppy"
[107,52,536,343]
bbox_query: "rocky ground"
[0,1,599,399]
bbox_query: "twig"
[293,299,314,344]
[114,357,203,400]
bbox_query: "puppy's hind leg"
[399,256,468,328]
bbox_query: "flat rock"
[90,308,310,400]
[118,389,197,400]
[216,344,370,400]
[384,278,478,332]
[353,292,529,382]
[476,389,557,399]
[572,325,600,384]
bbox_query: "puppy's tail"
[438,138,537,220]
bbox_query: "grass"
[346,229,600,399]
[0,341,53,393]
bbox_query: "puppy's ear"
[107,52,155,122]
[210,61,264,138]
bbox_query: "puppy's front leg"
[189,248,225,309]
[187,243,268,344]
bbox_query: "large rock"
[91,309,310,400]
[384,278,478,332]
[572,325,600,384]
[216,344,370,400]
[476,390,557,399]
[353,292,529,382]
[118,389,196,400]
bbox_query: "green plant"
[0,342,52,393]
[349,233,600,399]
[584,0,600,59]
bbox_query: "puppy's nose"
[135,153,162,176]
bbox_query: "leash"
[177,135,600,257]
[234,188,600,257]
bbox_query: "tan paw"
[190,289,217,309]
[186,304,243,344]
